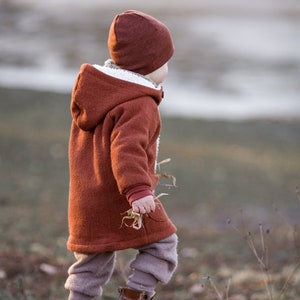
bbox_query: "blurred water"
[0,0,299,119]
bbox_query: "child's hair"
[108,10,174,75]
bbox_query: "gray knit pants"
[65,233,178,300]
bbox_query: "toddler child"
[65,10,178,300]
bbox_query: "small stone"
[39,263,58,275]
[0,269,7,279]
[189,283,205,295]
[229,294,247,300]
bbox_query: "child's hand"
[132,195,156,214]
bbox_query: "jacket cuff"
[125,185,153,204]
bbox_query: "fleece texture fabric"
[67,63,176,253]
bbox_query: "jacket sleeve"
[109,97,160,200]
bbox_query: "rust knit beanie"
[108,10,174,75]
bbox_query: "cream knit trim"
[92,60,161,90]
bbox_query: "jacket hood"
[71,63,163,131]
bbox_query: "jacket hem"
[67,225,176,253]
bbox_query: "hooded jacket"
[67,63,176,253]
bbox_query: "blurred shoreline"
[1,0,300,120]
[1,85,300,124]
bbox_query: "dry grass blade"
[259,224,266,254]
[158,173,177,187]
[278,257,300,300]
[204,276,224,300]
[225,277,231,300]
[156,193,169,199]
[156,158,177,188]
[157,158,171,170]
[246,231,274,300]
[246,232,266,270]
[120,209,143,230]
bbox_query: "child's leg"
[126,233,178,298]
[65,251,116,300]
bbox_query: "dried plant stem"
[259,223,265,253]
[157,158,171,170]
[158,172,177,187]
[228,209,300,300]
[156,193,169,199]
[225,277,231,300]
[156,158,177,188]
[205,276,223,300]
[203,276,231,300]
[246,230,274,300]
[246,232,266,270]
[278,257,300,300]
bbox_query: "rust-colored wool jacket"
[67,63,176,253]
